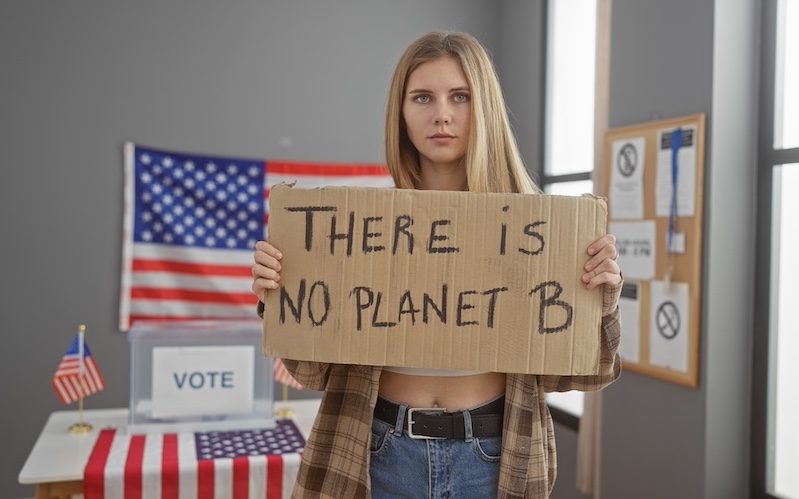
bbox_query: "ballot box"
[128,320,274,434]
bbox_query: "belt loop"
[395,402,409,437]
[460,410,474,442]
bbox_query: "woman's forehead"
[407,57,468,89]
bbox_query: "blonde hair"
[385,31,541,194]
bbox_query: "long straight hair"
[385,31,541,195]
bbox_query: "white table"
[19,399,321,499]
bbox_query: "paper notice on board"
[656,127,697,217]
[618,282,640,363]
[610,221,655,280]
[609,137,645,220]
[649,281,689,372]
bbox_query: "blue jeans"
[369,400,503,498]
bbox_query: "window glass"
[771,164,799,498]
[545,391,584,417]
[776,0,799,149]
[543,0,599,419]
[545,180,594,196]
[545,0,597,175]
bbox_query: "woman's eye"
[414,95,431,103]
[453,93,470,103]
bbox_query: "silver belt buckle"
[407,407,447,440]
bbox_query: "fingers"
[252,240,284,301]
[583,234,620,290]
[582,259,621,290]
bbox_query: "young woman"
[252,31,622,498]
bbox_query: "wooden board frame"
[599,113,705,388]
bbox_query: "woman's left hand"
[582,234,621,290]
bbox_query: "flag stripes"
[85,428,302,498]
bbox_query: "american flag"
[273,358,303,390]
[84,420,305,499]
[120,143,394,330]
[51,330,106,405]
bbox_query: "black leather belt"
[373,396,504,440]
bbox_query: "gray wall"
[601,1,757,498]
[1,1,759,498]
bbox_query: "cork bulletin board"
[599,114,705,388]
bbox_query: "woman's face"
[402,57,471,174]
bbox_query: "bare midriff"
[378,370,506,410]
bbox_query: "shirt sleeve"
[539,279,623,393]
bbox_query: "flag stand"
[275,383,295,419]
[68,395,93,435]
[67,325,93,435]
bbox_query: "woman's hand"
[582,234,621,290]
[251,240,283,302]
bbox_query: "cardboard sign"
[263,185,608,375]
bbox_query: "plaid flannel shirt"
[259,280,622,498]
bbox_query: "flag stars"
[134,150,266,250]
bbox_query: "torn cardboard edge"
[263,184,608,375]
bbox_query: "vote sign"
[151,345,255,418]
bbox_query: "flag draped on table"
[119,143,394,330]
[84,419,306,499]
[51,329,106,405]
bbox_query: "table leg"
[35,480,84,499]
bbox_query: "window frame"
[752,0,799,497]
[540,0,610,429]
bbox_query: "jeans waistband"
[373,395,504,440]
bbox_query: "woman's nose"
[434,103,451,124]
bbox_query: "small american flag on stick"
[52,325,106,405]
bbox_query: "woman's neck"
[418,160,468,191]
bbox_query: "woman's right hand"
[251,240,283,302]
